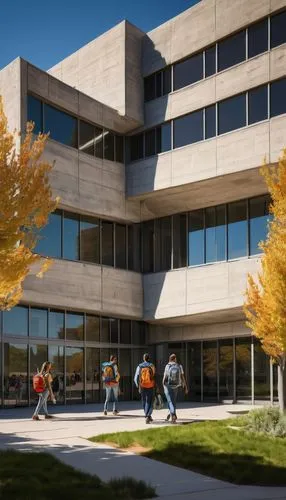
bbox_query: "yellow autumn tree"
[244,149,286,411]
[0,96,58,310]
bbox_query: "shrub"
[246,407,286,437]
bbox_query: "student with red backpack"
[102,355,120,416]
[32,361,56,421]
[134,353,155,424]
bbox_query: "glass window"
[30,344,48,403]
[44,104,78,148]
[79,121,94,156]
[174,53,203,91]
[132,321,146,345]
[218,94,246,134]
[66,347,84,403]
[48,310,64,339]
[270,78,286,117]
[249,195,270,255]
[236,337,252,399]
[228,200,248,259]
[130,134,144,162]
[66,313,84,341]
[173,213,187,269]
[115,135,124,163]
[203,341,217,399]
[163,67,172,95]
[218,30,246,71]
[104,130,115,161]
[254,340,270,400]
[271,10,286,49]
[80,216,100,264]
[3,306,28,336]
[86,315,100,342]
[205,205,226,263]
[156,123,171,153]
[142,220,154,273]
[156,71,162,98]
[102,221,114,267]
[94,126,104,159]
[248,85,268,124]
[35,211,62,258]
[188,342,202,400]
[205,104,216,139]
[155,217,172,272]
[4,343,28,406]
[128,224,141,272]
[248,19,268,59]
[219,339,234,399]
[145,129,156,157]
[144,74,156,102]
[120,320,131,344]
[30,308,48,338]
[63,212,79,261]
[110,318,119,344]
[119,348,132,400]
[48,345,64,403]
[205,45,216,77]
[86,348,100,402]
[174,110,203,149]
[115,224,127,269]
[27,95,42,134]
[101,318,110,343]
[188,210,205,266]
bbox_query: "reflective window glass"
[95,126,104,159]
[119,349,132,400]
[101,318,110,343]
[227,200,247,259]
[205,104,216,139]
[155,217,172,272]
[132,321,146,345]
[30,308,48,338]
[3,306,28,336]
[248,18,268,58]
[80,216,100,264]
[35,211,62,258]
[63,213,79,261]
[236,337,252,399]
[249,195,270,255]
[142,220,154,273]
[48,345,64,403]
[270,78,286,117]
[254,340,270,400]
[102,221,114,266]
[144,74,156,102]
[104,131,115,161]
[66,347,84,402]
[4,343,28,406]
[188,210,205,266]
[110,318,119,344]
[48,310,64,339]
[115,224,127,269]
[156,123,171,153]
[130,134,144,162]
[174,53,203,91]
[86,315,100,342]
[163,67,172,95]
[205,205,226,263]
[203,341,217,399]
[44,104,78,148]
[173,214,187,269]
[156,71,162,98]
[27,95,42,134]
[79,121,94,156]
[218,94,246,134]
[128,224,141,272]
[120,320,131,344]
[188,342,202,400]
[219,339,234,399]
[115,135,124,163]
[66,313,84,341]
[86,348,100,402]
[271,10,286,48]
[248,85,268,124]
[205,45,216,77]
[145,129,156,157]
[218,30,246,71]
[174,110,203,149]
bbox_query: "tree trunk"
[278,362,286,412]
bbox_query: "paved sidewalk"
[0,402,285,500]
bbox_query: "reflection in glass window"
[27,95,42,134]
[119,348,132,400]
[254,339,270,400]
[4,343,28,406]
[203,341,217,399]
[228,200,247,259]
[66,313,84,341]
[3,306,28,336]
[86,315,100,342]
[271,10,286,49]
[35,211,62,258]
[104,131,115,161]
[132,321,146,345]
[30,344,48,403]
[205,104,216,139]
[94,126,104,159]
[66,347,84,402]
[218,30,246,71]
[144,74,156,102]
[30,308,48,338]
[48,345,64,403]
[188,210,205,266]
[174,53,203,91]
[115,135,124,163]
[130,134,144,162]
[218,94,246,134]
[115,224,127,269]
[80,217,100,264]
[63,213,79,261]
[249,195,270,255]
[79,121,94,156]
[128,224,141,272]
[205,45,216,77]
[156,123,172,153]
[142,220,154,273]
[270,78,286,117]
[219,339,234,399]
[174,110,203,149]
[120,320,131,344]
[248,19,268,59]
[248,85,268,124]
[155,217,172,272]
[145,129,156,157]
[205,205,226,263]
[86,348,100,402]
[48,311,64,339]
[188,342,202,400]
[110,319,119,344]
[101,318,110,343]
[156,72,162,98]
[163,67,172,95]
[44,104,78,148]
[102,221,114,267]
[236,337,252,399]
[173,214,187,269]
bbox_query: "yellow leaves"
[0,96,58,311]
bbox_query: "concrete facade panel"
[102,268,143,319]
[0,59,21,133]
[270,44,286,81]
[171,140,217,186]
[215,0,270,39]
[269,115,286,162]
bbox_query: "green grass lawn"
[0,450,155,500]
[90,418,286,486]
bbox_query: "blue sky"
[0,0,199,71]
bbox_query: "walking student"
[32,361,56,421]
[134,353,155,424]
[102,355,120,416]
[163,353,188,424]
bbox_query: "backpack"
[139,363,155,389]
[102,362,116,384]
[33,373,45,393]
[167,363,181,388]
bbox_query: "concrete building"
[1,0,286,407]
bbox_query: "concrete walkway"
[0,402,285,500]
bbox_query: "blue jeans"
[104,384,119,412]
[164,385,178,416]
[141,388,154,417]
[33,389,49,417]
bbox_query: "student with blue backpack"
[102,355,120,416]
[163,353,188,424]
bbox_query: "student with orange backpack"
[134,353,155,424]
[102,355,120,416]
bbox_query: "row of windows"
[1,306,146,344]
[142,195,270,273]
[130,78,286,162]
[35,210,141,272]
[27,95,124,163]
[144,10,286,102]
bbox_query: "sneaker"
[104,410,108,416]
[113,410,119,416]
[171,415,177,424]
[32,415,40,421]
[166,414,170,422]
[145,416,151,424]
[44,415,54,419]
[149,416,153,422]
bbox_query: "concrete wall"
[0,58,21,134]
[143,257,261,321]
[23,260,143,319]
